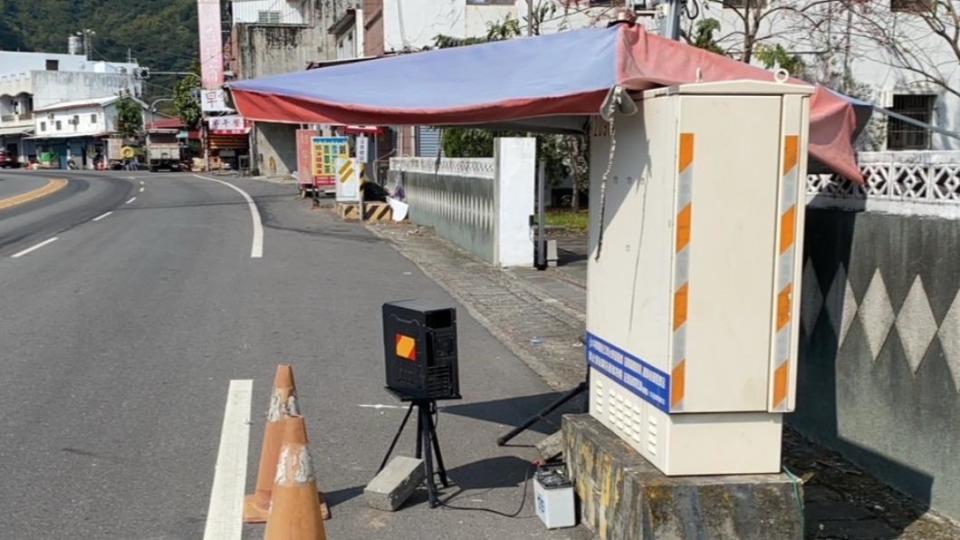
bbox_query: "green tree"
[115,96,143,140]
[690,19,725,55]
[755,44,806,78]
[174,73,202,129]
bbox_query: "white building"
[366,0,623,55]
[0,48,142,166]
[691,1,959,151]
[31,96,147,170]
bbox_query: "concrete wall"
[464,4,515,36]
[382,0,464,52]
[234,24,329,79]
[254,123,298,177]
[29,71,140,109]
[232,1,343,177]
[363,0,385,56]
[231,0,308,25]
[795,169,960,518]
[494,137,535,267]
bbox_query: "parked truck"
[145,131,181,172]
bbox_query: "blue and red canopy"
[229,24,864,181]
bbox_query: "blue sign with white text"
[586,333,671,413]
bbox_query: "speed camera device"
[382,300,461,401]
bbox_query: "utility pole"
[659,0,684,41]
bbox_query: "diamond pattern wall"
[895,276,937,373]
[802,261,960,391]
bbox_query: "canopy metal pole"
[536,159,547,271]
[872,106,960,142]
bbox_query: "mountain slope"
[0,0,199,74]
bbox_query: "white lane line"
[203,379,253,540]
[11,237,58,258]
[92,211,114,222]
[139,181,145,186]
[358,403,408,410]
[193,175,264,259]
[126,197,137,204]
[139,187,144,193]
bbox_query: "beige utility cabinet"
[587,81,812,475]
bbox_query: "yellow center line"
[0,179,68,211]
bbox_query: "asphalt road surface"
[0,171,588,539]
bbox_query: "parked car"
[0,149,19,168]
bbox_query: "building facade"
[692,1,959,151]
[228,0,349,176]
[31,96,147,170]
[0,49,141,166]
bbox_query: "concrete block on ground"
[547,239,559,267]
[364,456,425,511]
[562,414,803,540]
[536,430,564,461]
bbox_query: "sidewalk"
[367,220,960,540]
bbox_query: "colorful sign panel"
[197,0,224,90]
[311,136,349,189]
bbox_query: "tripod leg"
[415,403,423,459]
[496,381,589,446]
[378,402,414,473]
[428,402,449,487]
[419,404,439,507]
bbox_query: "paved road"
[0,171,587,539]
[0,173,50,200]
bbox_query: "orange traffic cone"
[244,365,302,523]
[264,416,327,540]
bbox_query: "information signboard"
[311,136,349,189]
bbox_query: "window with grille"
[258,11,281,24]
[887,94,936,150]
[723,0,768,7]
[891,0,932,12]
[90,114,98,124]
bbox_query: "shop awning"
[229,24,867,182]
[0,125,34,137]
[27,131,113,140]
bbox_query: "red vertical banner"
[197,0,224,90]
[296,129,319,187]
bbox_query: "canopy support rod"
[870,106,960,142]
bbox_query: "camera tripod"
[378,398,449,508]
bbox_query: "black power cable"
[436,463,535,519]
[430,406,537,518]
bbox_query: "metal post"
[536,159,547,270]
[660,0,684,41]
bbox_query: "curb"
[0,179,68,211]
